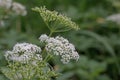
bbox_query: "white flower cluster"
[12,2,27,16]
[39,34,49,42]
[106,14,120,25]
[0,0,12,9]
[0,0,27,16]
[0,20,5,27]
[39,34,79,64]
[5,43,42,63]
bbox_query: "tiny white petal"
[12,2,27,16]
[39,34,48,42]
[0,0,12,9]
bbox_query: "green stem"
[12,62,18,80]
[16,18,21,32]
[49,30,54,37]
[20,63,26,80]
[43,54,52,62]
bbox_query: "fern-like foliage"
[32,6,79,32]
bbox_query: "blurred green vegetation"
[0,0,120,80]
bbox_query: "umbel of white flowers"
[12,2,27,16]
[0,0,27,16]
[5,35,79,64]
[0,0,12,9]
[39,34,79,64]
[106,13,120,25]
[5,43,42,63]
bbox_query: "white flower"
[106,14,120,24]
[39,34,48,42]
[35,54,43,61]
[61,54,71,64]
[0,20,5,27]
[0,0,12,9]
[12,2,27,16]
[55,36,69,43]
[39,34,80,64]
[71,51,79,61]
[5,51,15,60]
[13,42,41,54]
[5,43,42,63]
[32,54,43,66]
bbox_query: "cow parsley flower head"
[12,2,27,16]
[0,0,12,9]
[39,34,48,43]
[32,6,79,32]
[5,43,42,63]
[13,43,41,54]
[61,54,71,64]
[39,34,79,64]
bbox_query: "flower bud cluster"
[0,0,27,16]
[39,34,79,64]
[5,43,42,63]
[32,6,79,31]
